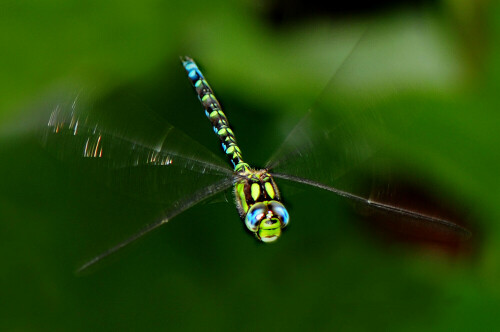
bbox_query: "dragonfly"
[42,29,471,272]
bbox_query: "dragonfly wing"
[267,20,470,240]
[77,176,234,273]
[272,173,470,241]
[41,88,233,204]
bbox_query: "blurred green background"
[0,0,499,331]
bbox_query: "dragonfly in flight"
[42,29,471,272]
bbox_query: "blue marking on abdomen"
[184,62,197,71]
[188,69,203,81]
[182,59,204,82]
[182,56,249,172]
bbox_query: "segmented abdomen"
[181,57,249,172]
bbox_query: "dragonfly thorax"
[234,169,289,242]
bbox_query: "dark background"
[0,0,498,331]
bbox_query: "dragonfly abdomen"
[181,56,249,172]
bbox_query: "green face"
[257,217,282,243]
[244,201,290,243]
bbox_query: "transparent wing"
[76,176,234,273]
[41,88,233,204]
[41,87,236,271]
[267,20,471,240]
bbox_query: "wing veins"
[266,27,368,170]
[45,109,232,175]
[76,176,234,273]
[272,173,471,239]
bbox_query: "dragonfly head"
[245,201,289,243]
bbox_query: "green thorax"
[234,168,281,217]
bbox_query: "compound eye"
[245,203,267,232]
[268,201,289,228]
